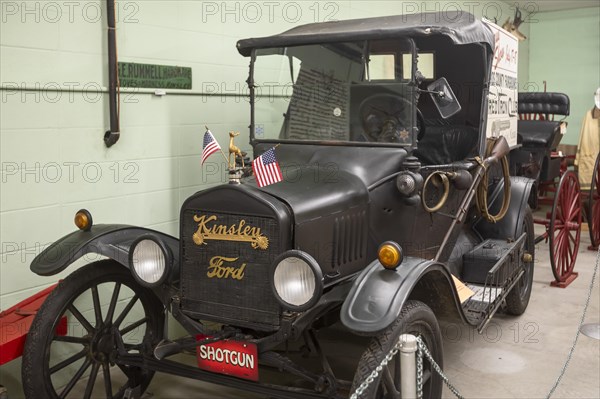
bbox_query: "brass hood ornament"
[228,131,247,184]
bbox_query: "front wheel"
[351,300,443,399]
[22,260,164,399]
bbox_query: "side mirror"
[427,78,461,119]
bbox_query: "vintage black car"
[22,11,535,399]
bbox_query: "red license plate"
[196,335,259,381]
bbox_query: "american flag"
[252,148,283,188]
[202,129,221,165]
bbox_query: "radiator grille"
[180,210,281,330]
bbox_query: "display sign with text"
[118,62,192,89]
[483,19,519,147]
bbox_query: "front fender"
[340,257,466,335]
[31,224,179,277]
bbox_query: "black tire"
[505,206,535,315]
[351,300,443,399]
[22,260,164,399]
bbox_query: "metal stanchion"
[400,334,418,399]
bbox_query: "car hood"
[251,144,408,224]
[256,164,368,224]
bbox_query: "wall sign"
[118,62,192,89]
[483,18,519,148]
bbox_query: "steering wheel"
[359,93,425,143]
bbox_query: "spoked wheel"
[351,301,443,399]
[549,171,582,284]
[588,153,600,249]
[22,261,164,399]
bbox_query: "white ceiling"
[504,0,600,13]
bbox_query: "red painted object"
[196,335,259,382]
[548,172,582,288]
[0,284,66,365]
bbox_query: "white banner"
[483,18,519,147]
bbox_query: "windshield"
[251,39,418,146]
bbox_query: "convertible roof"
[237,11,495,56]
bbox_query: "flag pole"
[205,126,231,165]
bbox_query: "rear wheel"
[351,300,443,399]
[22,260,164,399]
[505,206,535,315]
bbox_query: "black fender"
[475,176,535,240]
[340,257,467,335]
[31,224,179,277]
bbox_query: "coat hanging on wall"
[575,88,600,189]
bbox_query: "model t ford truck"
[22,11,534,399]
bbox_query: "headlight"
[129,235,171,287]
[271,250,323,311]
[396,171,423,197]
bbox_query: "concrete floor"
[137,223,600,399]
[1,221,598,398]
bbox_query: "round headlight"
[271,251,323,311]
[129,236,170,287]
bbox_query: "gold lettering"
[192,214,269,250]
[207,256,247,280]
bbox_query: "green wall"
[528,7,600,145]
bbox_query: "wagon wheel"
[22,261,164,399]
[587,153,600,249]
[549,171,582,283]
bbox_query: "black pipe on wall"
[104,0,120,147]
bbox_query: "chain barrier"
[416,337,464,399]
[349,334,464,399]
[349,247,600,399]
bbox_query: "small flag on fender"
[202,129,221,165]
[252,147,283,187]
